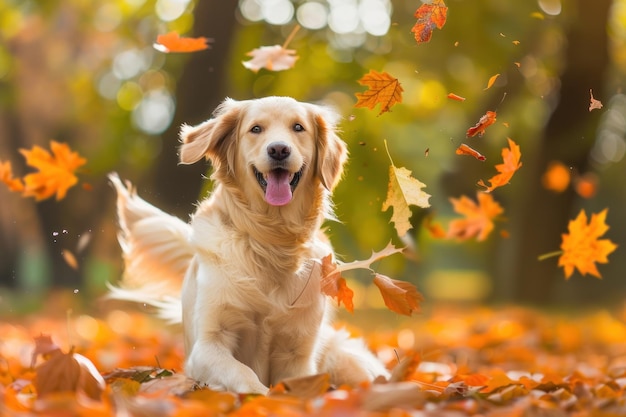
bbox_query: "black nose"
[267,142,291,161]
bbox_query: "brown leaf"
[373,273,423,316]
[270,373,330,399]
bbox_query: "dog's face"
[178,97,347,208]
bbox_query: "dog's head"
[179,97,347,208]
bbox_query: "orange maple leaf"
[373,273,423,317]
[466,110,497,137]
[478,138,522,192]
[320,254,354,313]
[154,31,211,53]
[355,70,404,115]
[0,160,25,192]
[19,141,86,201]
[242,45,299,73]
[411,0,448,44]
[558,209,617,279]
[447,192,504,241]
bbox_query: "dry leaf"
[373,273,423,317]
[466,111,497,137]
[411,0,448,44]
[154,31,211,53]
[589,89,603,111]
[455,143,486,161]
[34,348,105,401]
[447,192,504,241]
[484,73,500,90]
[19,141,86,201]
[0,160,25,192]
[382,164,431,237]
[558,209,617,279]
[320,254,355,312]
[355,70,404,115]
[477,138,522,192]
[242,45,298,73]
[447,93,466,101]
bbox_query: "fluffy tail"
[108,173,192,322]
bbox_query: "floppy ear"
[313,106,348,191]
[178,98,240,165]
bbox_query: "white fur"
[110,97,389,393]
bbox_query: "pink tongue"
[265,170,293,206]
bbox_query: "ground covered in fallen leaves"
[2,299,626,416]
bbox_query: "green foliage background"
[0,0,625,312]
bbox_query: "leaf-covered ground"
[2,300,626,416]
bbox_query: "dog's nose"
[267,142,291,161]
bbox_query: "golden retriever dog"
[109,96,389,394]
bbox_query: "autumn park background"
[1,0,626,415]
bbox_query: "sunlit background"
[0,0,625,313]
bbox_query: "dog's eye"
[293,123,304,132]
[250,125,262,134]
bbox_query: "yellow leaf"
[382,164,431,237]
[355,70,404,115]
[484,73,500,90]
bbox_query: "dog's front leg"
[185,340,269,394]
[182,259,269,394]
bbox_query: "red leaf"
[466,111,497,137]
[411,0,448,44]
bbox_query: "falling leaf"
[411,0,448,44]
[447,192,504,241]
[320,254,355,312]
[531,11,545,19]
[373,274,423,317]
[574,173,598,198]
[466,111,497,137]
[542,161,571,193]
[484,74,500,90]
[355,70,404,115]
[478,138,522,192]
[335,242,404,274]
[19,141,86,201]
[447,93,466,101]
[558,209,617,279]
[455,143,486,161]
[382,164,431,237]
[242,45,299,73]
[62,250,79,270]
[589,89,603,111]
[0,160,25,192]
[153,31,211,53]
[423,216,446,239]
[512,40,520,45]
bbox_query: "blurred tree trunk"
[502,0,611,304]
[152,0,239,217]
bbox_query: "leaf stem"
[383,139,395,166]
[282,25,301,49]
[537,250,563,261]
